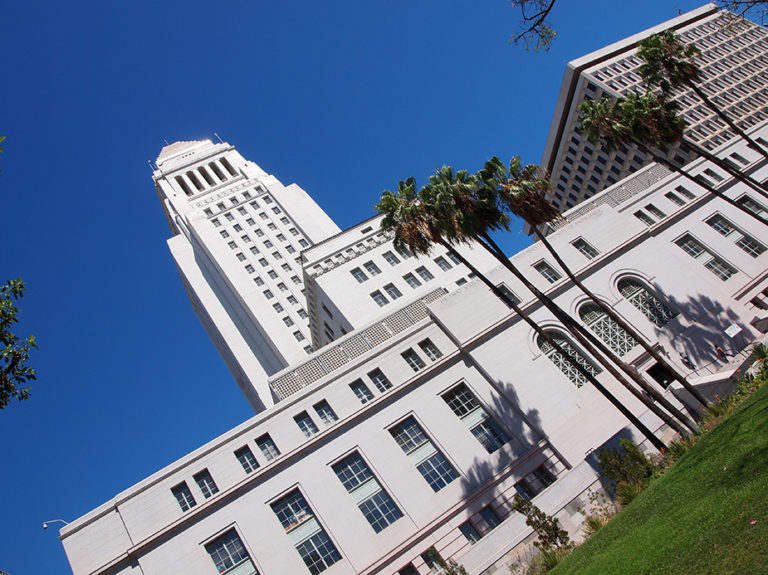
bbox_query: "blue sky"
[0,1,710,573]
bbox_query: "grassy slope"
[552,383,768,575]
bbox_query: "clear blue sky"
[0,2,710,573]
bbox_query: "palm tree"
[376,178,671,449]
[579,93,768,226]
[637,30,768,161]
[479,155,709,408]
[418,168,696,435]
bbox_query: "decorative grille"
[618,279,677,327]
[580,304,637,356]
[539,333,600,387]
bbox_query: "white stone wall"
[64,129,768,574]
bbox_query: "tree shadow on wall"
[662,290,755,372]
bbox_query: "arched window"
[538,332,600,388]
[579,304,637,356]
[618,279,678,328]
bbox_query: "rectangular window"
[383,251,400,265]
[534,261,562,283]
[402,349,426,372]
[295,411,320,438]
[572,238,599,259]
[390,417,458,492]
[294,331,305,341]
[497,284,520,306]
[442,383,508,453]
[459,521,482,544]
[194,469,219,499]
[235,446,259,474]
[384,283,402,300]
[676,234,737,281]
[634,210,655,226]
[415,266,434,282]
[738,195,767,219]
[396,246,413,259]
[645,204,666,219]
[479,506,501,530]
[270,490,341,574]
[403,273,422,288]
[172,482,196,512]
[368,368,392,392]
[418,339,442,361]
[332,452,403,532]
[256,434,280,461]
[350,379,374,404]
[371,290,389,307]
[706,215,766,257]
[351,267,368,283]
[434,256,452,271]
[665,191,686,206]
[314,400,338,425]
[363,261,382,276]
[446,252,461,266]
[205,530,257,575]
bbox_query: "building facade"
[153,140,341,411]
[61,115,768,574]
[539,3,768,217]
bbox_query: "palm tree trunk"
[633,140,768,227]
[473,232,696,435]
[532,226,708,408]
[439,241,668,450]
[687,81,768,162]
[679,138,768,199]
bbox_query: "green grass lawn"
[552,382,768,575]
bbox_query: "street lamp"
[42,519,69,530]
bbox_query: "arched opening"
[579,303,637,356]
[537,332,600,388]
[618,278,678,328]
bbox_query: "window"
[479,506,501,530]
[443,383,508,453]
[351,267,368,283]
[235,446,259,474]
[497,284,520,306]
[534,261,561,283]
[283,316,295,327]
[456,278,467,286]
[264,240,273,248]
[390,417,458,492]
[270,490,341,575]
[676,235,737,281]
[738,195,767,219]
[403,273,422,288]
[250,246,259,255]
[171,482,196,511]
[263,290,274,300]
[434,256,452,271]
[298,309,308,319]
[634,210,656,226]
[299,239,309,248]
[421,548,442,573]
[572,238,599,259]
[384,283,402,300]
[350,380,374,404]
[290,227,299,236]
[294,331,306,341]
[314,400,338,425]
[259,258,268,267]
[706,215,766,258]
[371,290,389,307]
[332,452,403,532]
[233,223,243,232]
[212,218,221,227]
[278,282,288,292]
[579,304,637,356]
[254,277,265,286]
[618,278,677,327]
[236,252,246,261]
[295,411,319,438]
[256,434,280,461]
[459,521,482,544]
[645,204,666,220]
[396,246,413,259]
[245,264,255,274]
[446,252,461,266]
[363,261,381,276]
[292,275,301,285]
[205,530,258,575]
[274,303,284,313]
[415,266,434,282]
[228,241,237,250]
[383,251,400,265]
[225,212,235,221]
[398,564,419,575]
[368,368,392,392]
[665,191,686,206]
[538,332,600,387]
[194,469,219,499]
[418,339,442,361]
[402,349,426,372]
[267,270,278,280]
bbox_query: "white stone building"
[153,140,341,411]
[61,114,768,574]
[539,3,768,217]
